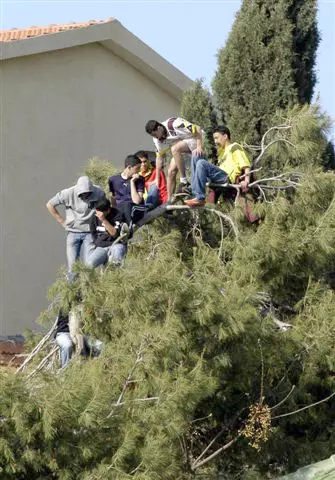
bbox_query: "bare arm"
[240,167,251,192]
[155,155,164,188]
[194,125,204,154]
[46,202,65,227]
[95,211,117,237]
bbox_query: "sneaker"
[120,222,130,237]
[176,182,192,195]
[184,198,206,207]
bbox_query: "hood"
[75,176,93,195]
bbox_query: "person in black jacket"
[86,198,127,268]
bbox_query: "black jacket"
[90,208,125,248]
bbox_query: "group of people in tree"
[45,116,254,367]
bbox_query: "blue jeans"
[146,184,160,208]
[66,232,93,281]
[191,155,228,200]
[55,332,73,368]
[86,243,127,268]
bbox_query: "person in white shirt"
[145,117,204,200]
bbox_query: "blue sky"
[1,0,334,137]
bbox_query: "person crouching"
[86,199,127,268]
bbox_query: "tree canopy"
[212,0,320,144]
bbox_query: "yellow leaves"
[239,402,273,451]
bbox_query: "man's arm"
[46,202,65,226]
[108,177,117,208]
[95,211,117,237]
[155,154,164,188]
[235,148,251,192]
[193,125,204,156]
[130,174,144,204]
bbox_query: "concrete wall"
[0,43,180,334]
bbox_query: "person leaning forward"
[46,176,105,281]
[145,117,205,200]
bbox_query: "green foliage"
[83,157,118,192]
[251,103,334,176]
[2,154,335,477]
[212,0,319,144]
[180,79,219,161]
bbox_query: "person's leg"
[55,332,73,368]
[171,141,188,180]
[186,158,228,206]
[86,246,108,268]
[167,158,178,200]
[107,243,127,265]
[117,202,133,225]
[66,232,83,282]
[146,183,160,208]
[82,233,94,265]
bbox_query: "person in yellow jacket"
[214,125,251,191]
[185,125,251,207]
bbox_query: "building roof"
[0,19,113,42]
[0,336,25,367]
[0,18,193,101]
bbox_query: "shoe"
[184,198,206,207]
[176,182,192,195]
[120,222,130,237]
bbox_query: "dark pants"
[117,202,148,225]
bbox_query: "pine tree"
[180,78,219,161]
[212,0,319,144]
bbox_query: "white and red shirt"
[153,117,198,155]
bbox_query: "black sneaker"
[176,182,191,195]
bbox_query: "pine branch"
[107,341,147,418]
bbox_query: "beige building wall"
[0,43,180,334]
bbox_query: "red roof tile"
[0,342,25,367]
[0,19,114,42]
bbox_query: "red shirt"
[143,168,168,204]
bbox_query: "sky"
[1,0,334,137]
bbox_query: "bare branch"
[111,397,159,408]
[272,390,335,420]
[192,436,239,470]
[16,319,58,373]
[27,345,59,378]
[192,427,226,468]
[165,205,239,240]
[270,385,296,411]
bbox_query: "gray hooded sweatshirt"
[48,176,105,233]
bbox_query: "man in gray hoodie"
[46,176,105,281]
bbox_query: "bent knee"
[171,141,185,155]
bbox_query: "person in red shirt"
[135,151,168,207]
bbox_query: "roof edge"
[0,20,193,101]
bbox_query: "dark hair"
[95,198,111,212]
[124,155,141,168]
[145,120,161,134]
[134,150,149,160]
[213,125,231,140]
